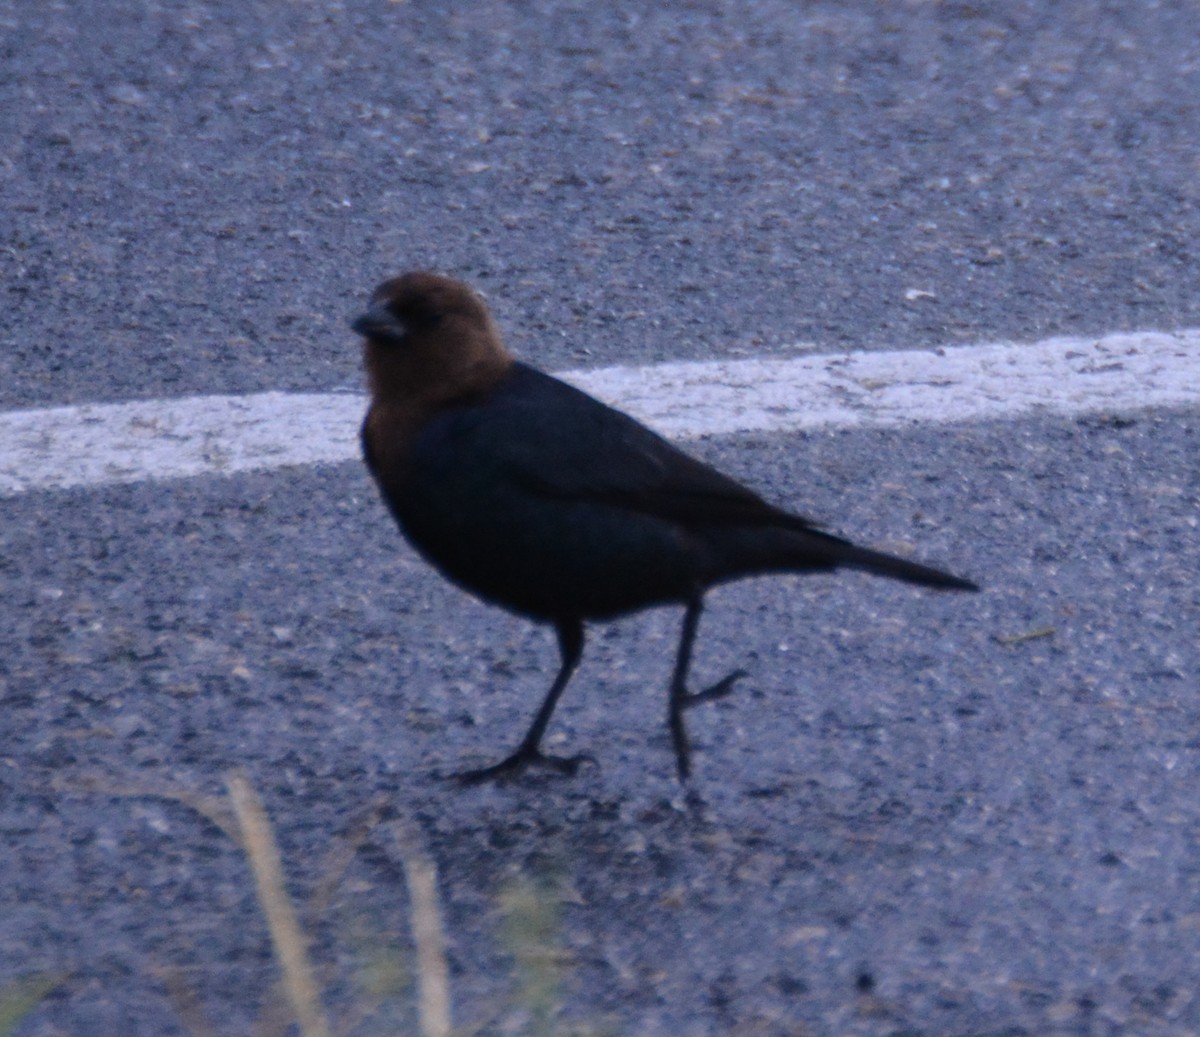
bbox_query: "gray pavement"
[3,3,1200,1035]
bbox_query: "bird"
[353,271,978,782]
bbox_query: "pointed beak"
[351,304,407,346]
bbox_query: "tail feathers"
[831,541,979,591]
[707,522,979,592]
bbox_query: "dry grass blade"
[226,771,333,1037]
[53,775,241,844]
[154,966,221,1037]
[307,794,392,922]
[390,821,452,1037]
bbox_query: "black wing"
[455,363,824,532]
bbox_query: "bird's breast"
[361,402,427,488]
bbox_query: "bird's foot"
[670,669,748,781]
[453,747,595,785]
[682,668,748,708]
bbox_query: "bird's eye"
[399,300,444,330]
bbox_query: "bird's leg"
[456,619,590,783]
[684,667,749,706]
[667,597,747,781]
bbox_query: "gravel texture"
[3,3,1200,1035]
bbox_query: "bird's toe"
[683,668,749,707]
[452,748,594,784]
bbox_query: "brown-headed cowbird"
[354,272,978,782]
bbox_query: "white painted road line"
[2,328,1198,496]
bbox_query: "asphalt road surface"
[3,3,1200,1036]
